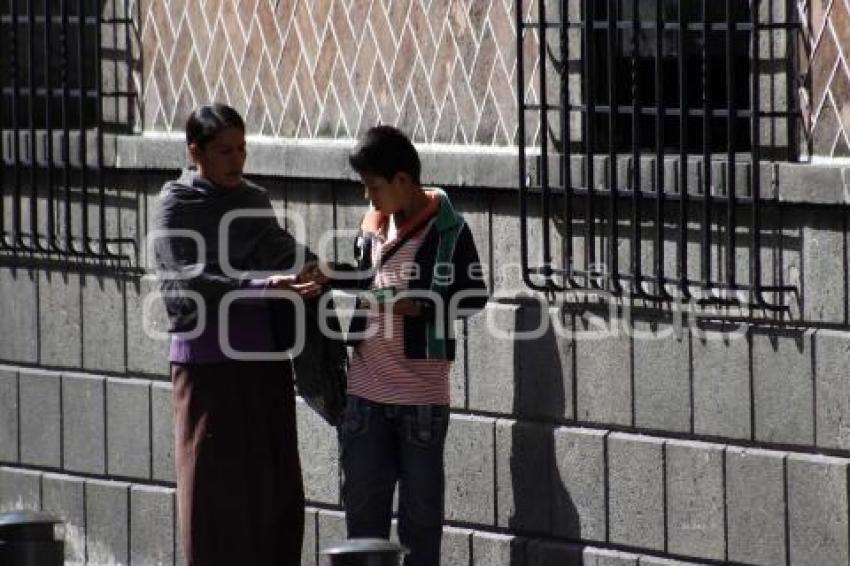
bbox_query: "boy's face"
[360,172,414,214]
[189,126,246,189]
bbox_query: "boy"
[338,126,488,566]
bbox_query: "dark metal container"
[321,538,408,566]
[0,510,64,566]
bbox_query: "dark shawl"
[153,169,345,426]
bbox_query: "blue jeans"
[340,395,450,566]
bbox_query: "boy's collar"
[361,189,441,236]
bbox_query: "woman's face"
[189,126,247,189]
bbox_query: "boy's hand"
[380,297,422,317]
[265,274,323,298]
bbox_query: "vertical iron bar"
[726,0,736,292]
[787,0,797,161]
[539,0,552,287]
[607,0,620,293]
[751,0,763,305]
[45,0,57,251]
[62,0,74,254]
[0,5,4,250]
[128,0,137,130]
[96,0,107,256]
[678,0,689,298]
[78,0,91,254]
[584,0,596,287]
[655,0,666,297]
[561,0,575,286]
[701,0,712,290]
[517,0,533,289]
[11,0,22,251]
[631,0,643,296]
[113,0,119,135]
[29,0,41,251]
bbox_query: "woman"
[153,103,322,565]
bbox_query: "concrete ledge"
[114,134,521,190]
[112,134,850,204]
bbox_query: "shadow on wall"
[509,306,578,566]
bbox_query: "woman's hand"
[265,274,323,298]
[296,261,331,286]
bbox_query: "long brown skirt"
[171,361,305,566]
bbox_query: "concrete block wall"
[2,170,850,564]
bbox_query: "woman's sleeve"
[153,202,262,331]
[250,192,318,272]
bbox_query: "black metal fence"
[517,0,802,310]
[0,0,138,270]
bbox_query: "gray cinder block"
[575,313,632,426]
[633,321,690,433]
[283,181,335,259]
[0,367,18,462]
[296,397,340,505]
[130,484,176,566]
[467,304,518,415]
[19,368,61,467]
[514,306,574,420]
[608,433,665,551]
[495,419,552,534]
[302,507,318,566]
[788,453,850,566]
[552,427,607,542]
[175,492,185,566]
[38,271,82,368]
[151,381,175,482]
[441,526,472,566]
[0,268,37,363]
[583,547,640,566]
[751,329,814,445]
[526,540,582,565]
[490,199,523,296]
[317,509,347,565]
[725,447,787,565]
[665,440,725,560]
[471,532,525,566]
[106,377,152,479]
[692,327,751,439]
[814,330,850,449]
[61,372,106,474]
[445,414,496,525]
[42,473,86,564]
[82,274,126,373]
[125,275,170,377]
[332,185,369,267]
[802,211,845,323]
[449,320,466,410]
[0,467,41,511]
[86,479,130,566]
[637,556,702,565]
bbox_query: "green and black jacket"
[336,188,488,360]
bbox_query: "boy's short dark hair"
[185,103,245,149]
[349,125,421,184]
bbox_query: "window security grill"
[0,0,138,271]
[517,0,802,310]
